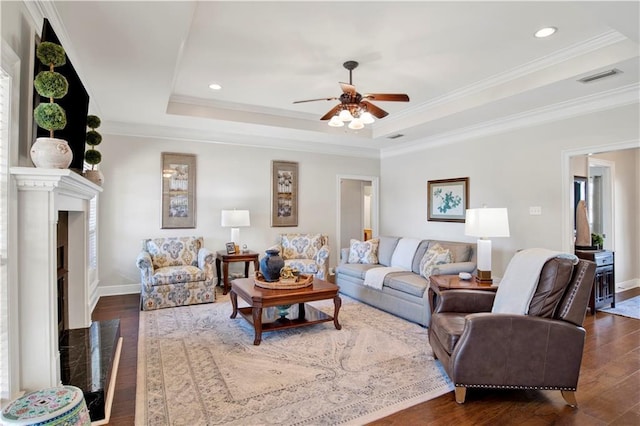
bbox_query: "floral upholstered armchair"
[136,236,215,310]
[269,233,330,280]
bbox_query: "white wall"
[98,135,379,291]
[380,104,640,279]
[590,149,640,285]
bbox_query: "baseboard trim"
[616,278,640,292]
[98,284,141,297]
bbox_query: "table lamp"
[221,209,250,253]
[465,207,510,284]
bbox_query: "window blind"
[0,67,11,401]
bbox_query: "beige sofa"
[336,236,476,327]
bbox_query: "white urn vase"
[83,169,104,186]
[30,137,73,169]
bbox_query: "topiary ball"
[34,71,68,99]
[34,103,66,131]
[86,130,102,146]
[36,42,66,67]
[86,115,101,129]
[84,149,102,165]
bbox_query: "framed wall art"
[427,177,469,222]
[271,160,298,227]
[161,152,196,229]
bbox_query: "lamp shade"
[465,208,510,238]
[221,210,250,227]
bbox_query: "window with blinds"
[0,66,11,401]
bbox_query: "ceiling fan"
[293,60,410,128]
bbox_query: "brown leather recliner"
[429,257,596,406]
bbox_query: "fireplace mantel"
[11,167,102,391]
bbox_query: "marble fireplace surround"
[11,167,102,391]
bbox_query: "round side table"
[1,385,90,425]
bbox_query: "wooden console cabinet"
[575,250,615,315]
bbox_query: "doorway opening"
[336,175,379,263]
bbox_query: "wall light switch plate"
[529,206,542,215]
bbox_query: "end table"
[215,250,260,295]
[428,274,498,314]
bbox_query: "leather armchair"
[429,257,596,406]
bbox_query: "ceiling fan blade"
[339,82,357,96]
[363,93,410,102]
[361,100,388,119]
[320,104,343,121]
[293,97,338,104]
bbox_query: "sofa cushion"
[412,240,430,274]
[348,238,380,264]
[428,240,472,263]
[391,238,422,270]
[152,265,205,286]
[144,236,201,269]
[384,273,429,298]
[431,312,468,355]
[378,236,401,266]
[284,258,319,275]
[281,233,323,259]
[419,243,453,278]
[528,258,575,318]
[336,263,382,280]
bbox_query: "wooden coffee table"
[230,277,342,345]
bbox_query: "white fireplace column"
[11,168,102,391]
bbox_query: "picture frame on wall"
[271,160,298,227]
[427,177,469,222]
[161,152,196,229]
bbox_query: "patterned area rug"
[598,295,640,319]
[135,296,453,425]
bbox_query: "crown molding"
[169,95,317,121]
[395,30,626,120]
[101,121,381,160]
[381,83,640,158]
[22,1,44,31]
[375,30,629,136]
[27,0,102,116]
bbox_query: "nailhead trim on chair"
[457,384,577,391]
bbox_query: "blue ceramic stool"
[1,385,90,425]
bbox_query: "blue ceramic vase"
[260,249,285,282]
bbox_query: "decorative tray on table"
[253,272,313,290]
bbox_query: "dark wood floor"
[92,287,640,425]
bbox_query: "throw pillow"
[348,238,380,264]
[419,243,452,278]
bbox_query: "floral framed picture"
[161,152,196,229]
[427,177,469,222]
[271,160,298,227]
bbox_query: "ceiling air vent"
[387,134,404,140]
[578,69,622,84]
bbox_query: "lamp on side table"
[221,209,250,253]
[465,207,510,284]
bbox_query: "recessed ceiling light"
[208,83,222,90]
[534,27,557,38]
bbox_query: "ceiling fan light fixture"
[328,115,344,127]
[348,118,364,130]
[360,111,375,124]
[338,109,353,122]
